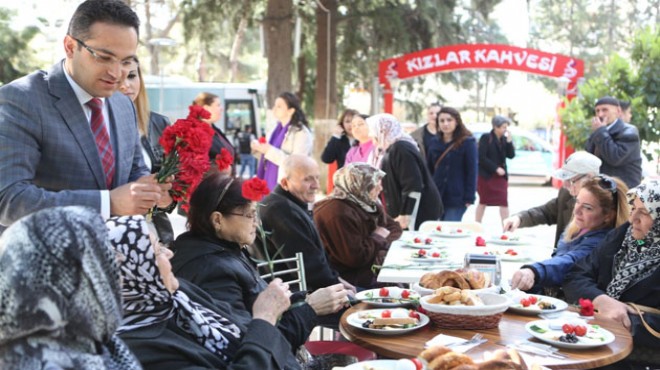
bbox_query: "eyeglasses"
[568,174,586,187]
[71,36,136,72]
[226,212,259,221]
[594,175,617,194]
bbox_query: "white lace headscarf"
[0,206,141,370]
[366,113,419,168]
[606,180,660,299]
[107,215,242,362]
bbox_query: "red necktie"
[87,98,115,189]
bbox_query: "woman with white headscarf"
[0,206,141,370]
[107,215,300,370]
[564,180,660,368]
[314,163,403,289]
[367,113,442,230]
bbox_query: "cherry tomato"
[379,287,389,297]
[436,225,442,231]
[509,251,518,256]
[381,310,392,318]
[562,323,575,334]
[501,234,509,240]
[456,228,463,233]
[413,237,421,243]
[408,310,420,320]
[401,290,411,299]
[574,325,587,337]
[431,252,440,258]
[410,358,423,370]
[520,298,531,307]
[425,238,433,245]
[528,296,538,304]
[418,249,427,256]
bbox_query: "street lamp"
[148,38,177,113]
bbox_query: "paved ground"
[169,182,560,243]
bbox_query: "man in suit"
[585,96,642,188]
[0,0,171,232]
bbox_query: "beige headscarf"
[366,113,418,167]
[332,162,386,213]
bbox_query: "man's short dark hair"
[619,100,631,110]
[67,0,140,40]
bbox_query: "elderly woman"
[564,180,660,367]
[170,173,349,348]
[367,113,442,230]
[0,207,141,370]
[314,163,403,289]
[511,175,629,294]
[108,215,300,370]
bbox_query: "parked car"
[468,123,555,184]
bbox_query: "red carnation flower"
[188,105,211,121]
[242,178,270,201]
[215,148,234,171]
[578,298,594,316]
[258,136,266,144]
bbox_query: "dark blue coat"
[427,136,477,208]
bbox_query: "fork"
[447,333,484,347]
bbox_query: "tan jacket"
[264,124,313,183]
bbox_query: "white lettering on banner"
[403,48,560,75]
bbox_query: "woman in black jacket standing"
[366,113,442,231]
[475,115,515,224]
[321,108,358,169]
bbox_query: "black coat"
[210,126,236,161]
[259,186,340,291]
[585,118,642,188]
[119,280,299,370]
[320,135,351,168]
[563,223,660,348]
[380,140,443,230]
[171,232,318,349]
[477,131,515,180]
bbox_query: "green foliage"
[560,27,660,151]
[0,8,39,85]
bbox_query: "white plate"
[508,294,568,315]
[346,309,429,336]
[343,360,406,370]
[401,240,448,249]
[487,236,528,246]
[431,229,472,238]
[480,249,529,261]
[525,320,615,349]
[407,255,449,264]
[355,287,420,307]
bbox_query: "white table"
[377,230,554,285]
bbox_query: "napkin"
[425,334,485,353]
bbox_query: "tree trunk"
[264,0,294,108]
[313,0,338,193]
[229,15,249,82]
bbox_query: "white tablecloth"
[377,230,554,285]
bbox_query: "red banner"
[379,44,583,87]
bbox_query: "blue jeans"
[239,154,256,177]
[442,206,467,221]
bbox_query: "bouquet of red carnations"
[157,105,215,212]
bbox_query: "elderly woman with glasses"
[108,214,300,370]
[170,173,349,353]
[510,175,629,294]
[313,163,403,290]
[564,180,660,367]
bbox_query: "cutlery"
[497,341,567,359]
[447,333,484,348]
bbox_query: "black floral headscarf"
[107,215,242,361]
[607,180,660,299]
[0,206,141,370]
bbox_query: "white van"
[144,75,266,141]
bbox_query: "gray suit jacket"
[0,61,149,230]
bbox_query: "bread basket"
[412,282,500,297]
[420,293,510,329]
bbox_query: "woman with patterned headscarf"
[366,113,443,230]
[314,163,402,289]
[106,215,300,370]
[0,206,141,370]
[564,180,660,367]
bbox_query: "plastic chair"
[419,220,484,234]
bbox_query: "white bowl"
[420,292,511,316]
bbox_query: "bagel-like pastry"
[434,271,470,289]
[428,351,474,370]
[476,360,524,370]
[442,291,462,303]
[456,268,488,289]
[460,290,484,306]
[419,345,451,362]
[481,349,527,370]
[420,272,440,289]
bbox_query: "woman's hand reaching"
[252,278,292,325]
